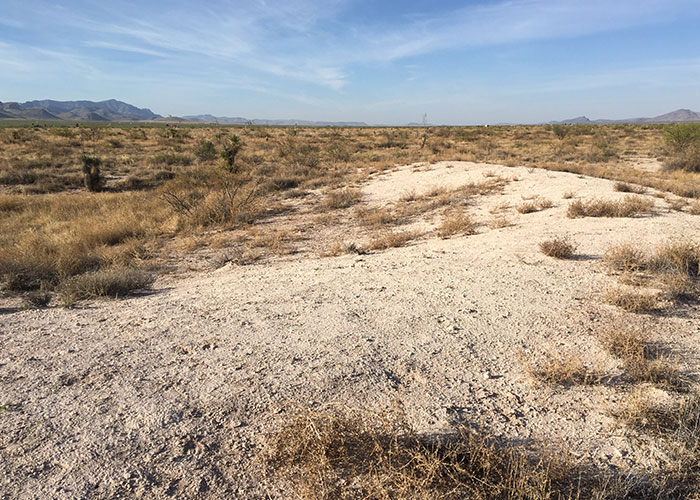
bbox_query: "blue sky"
[1,0,700,124]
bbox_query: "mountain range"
[551,109,700,125]
[182,114,368,127]
[1,99,699,126]
[0,99,160,121]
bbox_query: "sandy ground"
[1,161,699,499]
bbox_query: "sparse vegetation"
[567,195,654,218]
[599,327,686,389]
[58,268,154,304]
[436,211,476,238]
[614,182,647,194]
[364,230,418,251]
[603,287,662,313]
[515,196,552,214]
[603,240,699,306]
[262,405,588,500]
[539,236,577,259]
[523,351,603,386]
[321,188,361,210]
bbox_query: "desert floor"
[1,161,698,498]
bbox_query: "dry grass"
[603,241,700,305]
[615,388,700,497]
[515,196,553,214]
[523,351,605,386]
[261,403,700,500]
[614,182,647,194]
[487,216,511,229]
[539,236,577,259]
[321,240,363,257]
[364,230,418,251]
[599,328,686,390]
[436,211,476,238]
[603,287,662,313]
[354,207,406,228]
[262,405,595,500]
[1,123,699,301]
[321,188,362,210]
[567,195,654,218]
[58,268,154,305]
[603,242,647,273]
[689,201,700,215]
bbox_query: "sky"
[1,0,700,124]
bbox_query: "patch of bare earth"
[1,161,699,498]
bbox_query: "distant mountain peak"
[0,99,161,121]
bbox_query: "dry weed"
[599,328,686,390]
[364,230,418,251]
[539,236,577,259]
[603,287,661,313]
[614,182,647,194]
[437,212,476,238]
[261,405,591,500]
[523,351,605,386]
[567,195,654,218]
[487,216,511,229]
[321,188,362,210]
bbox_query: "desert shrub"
[567,196,654,218]
[648,241,699,277]
[0,169,38,185]
[437,212,476,238]
[321,188,361,210]
[664,123,700,153]
[663,124,700,172]
[129,128,147,140]
[161,168,263,228]
[603,287,661,313]
[539,236,577,258]
[221,134,242,172]
[194,140,217,162]
[599,328,686,389]
[614,182,647,194]
[604,242,647,272]
[523,351,603,386]
[80,154,103,192]
[59,268,153,303]
[515,197,552,214]
[152,153,193,166]
[364,230,417,251]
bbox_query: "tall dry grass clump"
[599,328,686,389]
[261,405,590,500]
[603,241,700,306]
[567,195,654,218]
[437,211,476,238]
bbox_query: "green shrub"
[194,140,217,162]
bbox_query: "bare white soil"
[1,162,699,499]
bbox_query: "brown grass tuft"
[58,268,154,304]
[614,182,647,194]
[567,195,654,218]
[436,211,476,238]
[321,188,362,210]
[515,196,553,214]
[604,242,647,273]
[523,351,605,386]
[261,405,590,500]
[599,328,686,389]
[539,236,577,259]
[364,230,418,251]
[603,287,662,313]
